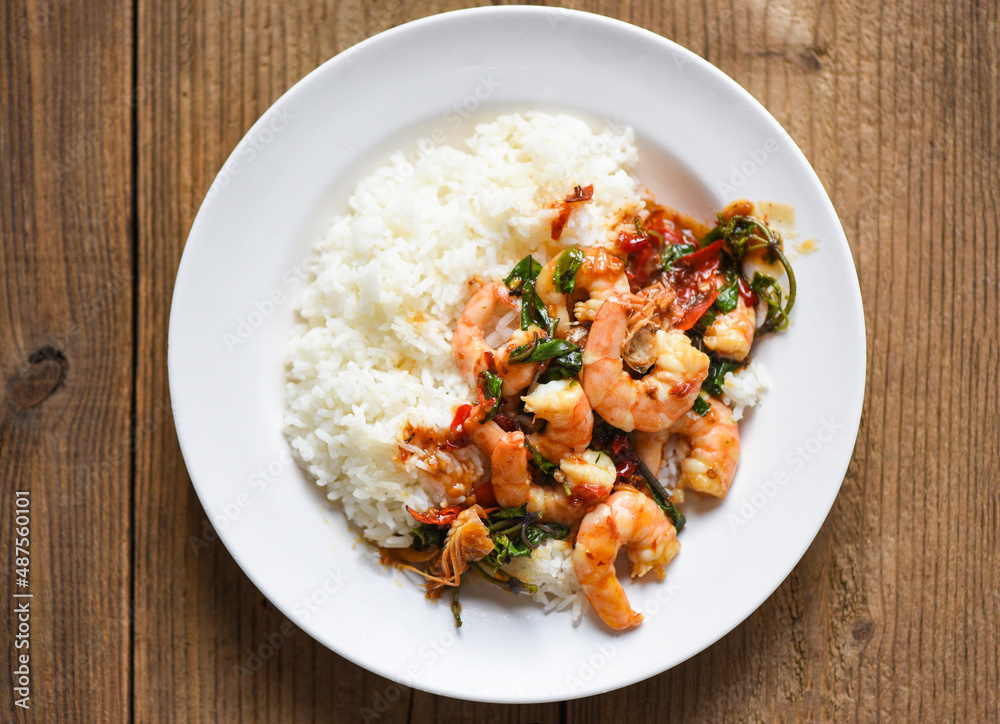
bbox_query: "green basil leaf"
[553,246,584,294]
[524,437,559,477]
[479,370,503,421]
[504,255,542,295]
[518,279,556,335]
[662,242,696,271]
[714,268,739,315]
[536,349,583,382]
[508,338,580,365]
[692,395,710,417]
[411,524,446,551]
[491,504,528,521]
[703,357,740,397]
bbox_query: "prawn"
[632,429,686,504]
[452,282,543,397]
[581,294,709,431]
[536,247,630,330]
[670,397,740,497]
[572,487,680,630]
[462,411,531,508]
[703,294,755,362]
[463,408,611,521]
[522,378,593,461]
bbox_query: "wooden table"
[2,0,997,720]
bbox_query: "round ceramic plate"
[169,6,865,703]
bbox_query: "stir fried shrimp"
[526,484,592,527]
[572,487,680,630]
[633,429,670,474]
[703,294,756,362]
[405,194,797,629]
[632,430,686,504]
[397,422,482,506]
[452,282,544,396]
[582,294,710,431]
[462,413,532,508]
[557,450,617,504]
[427,506,495,597]
[670,397,740,497]
[536,247,630,330]
[522,378,594,461]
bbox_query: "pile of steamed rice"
[284,112,767,620]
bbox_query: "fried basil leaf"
[703,357,740,397]
[714,267,740,315]
[479,370,503,421]
[553,245,584,294]
[411,523,446,551]
[508,338,580,366]
[504,255,542,295]
[518,279,557,335]
[524,437,559,477]
[661,242,697,271]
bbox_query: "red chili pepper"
[450,404,472,435]
[565,184,594,203]
[620,230,649,253]
[472,480,498,508]
[738,275,758,307]
[667,240,724,331]
[610,431,630,455]
[406,505,462,526]
[493,412,519,433]
[570,484,607,506]
[615,457,636,479]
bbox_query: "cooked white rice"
[722,359,770,421]
[285,112,640,607]
[284,111,768,618]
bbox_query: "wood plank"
[0,0,133,721]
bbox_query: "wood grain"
[0,0,134,721]
[1,0,997,721]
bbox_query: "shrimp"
[536,247,630,330]
[526,484,592,527]
[633,429,670,475]
[522,378,593,461]
[581,294,710,432]
[670,397,740,497]
[452,282,543,397]
[462,412,531,508]
[632,429,685,504]
[397,422,481,507]
[426,505,495,597]
[463,408,609,521]
[556,449,617,505]
[703,294,755,362]
[572,487,680,630]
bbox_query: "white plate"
[169,6,865,703]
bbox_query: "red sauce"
[666,239,723,331]
[550,184,594,240]
[472,480,498,507]
[406,505,462,526]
